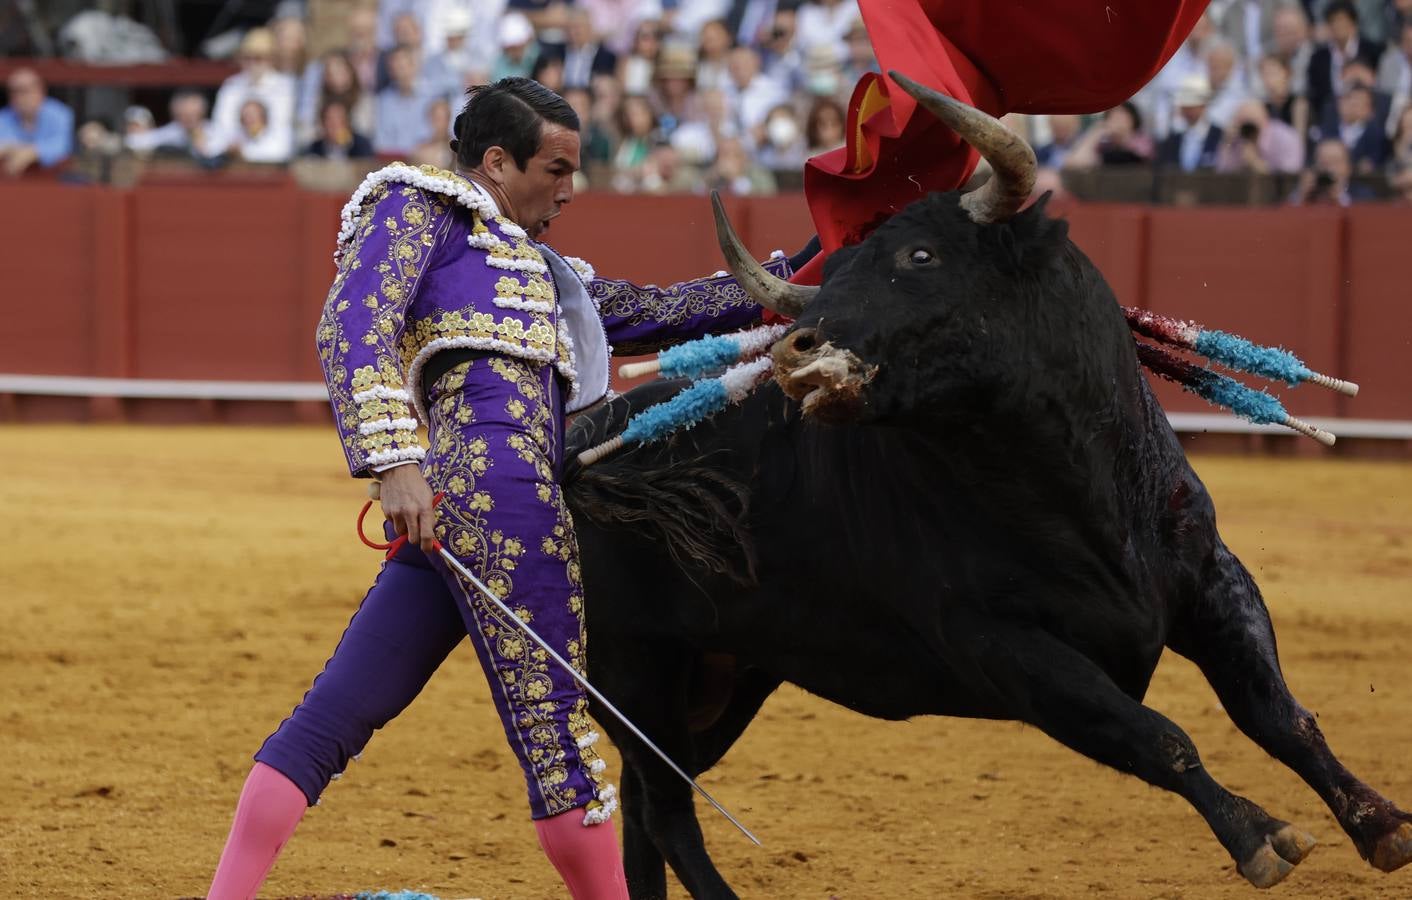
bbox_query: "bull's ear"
[989,191,1068,269]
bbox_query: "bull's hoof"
[1271,824,1318,866]
[1239,826,1316,889]
[1370,821,1412,872]
[1239,846,1294,888]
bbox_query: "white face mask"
[807,71,840,96]
[766,114,799,148]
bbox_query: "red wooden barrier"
[1,181,1408,429]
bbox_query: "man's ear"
[482,145,508,184]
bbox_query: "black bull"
[562,83,1411,898]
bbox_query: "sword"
[356,496,760,845]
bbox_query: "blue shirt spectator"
[374,46,434,155]
[0,68,74,175]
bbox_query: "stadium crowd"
[2,0,1411,203]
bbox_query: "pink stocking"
[533,809,629,900]
[206,762,308,900]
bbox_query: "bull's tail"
[567,455,758,587]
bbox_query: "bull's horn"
[710,192,818,319]
[888,71,1037,224]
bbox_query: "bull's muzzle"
[772,328,876,422]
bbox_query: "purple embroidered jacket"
[315,163,792,477]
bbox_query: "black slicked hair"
[452,77,579,172]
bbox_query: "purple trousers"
[255,357,614,821]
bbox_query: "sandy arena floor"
[2,425,1410,899]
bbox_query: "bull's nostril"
[791,330,817,353]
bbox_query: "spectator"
[841,17,878,85]
[726,46,788,132]
[424,7,477,111]
[1073,102,1152,167]
[531,53,567,93]
[1392,165,1412,201]
[1318,57,1396,136]
[617,20,663,94]
[378,13,426,91]
[668,86,729,165]
[1269,4,1315,94]
[1036,114,1084,169]
[756,102,808,172]
[212,29,296,163]
[124,105,155,140]
[302,100,374,160]
[640,142,707,193]
[298,50,373,146]
[126,90,228,163]
[420,0,486,58]
[508,0,569,40]
[1204,38,1252,127]
[1211,0,1282,77]
[696,19,734,93]
[1142,12,1216,138]
[1307,0,1384,123]
[668,0,735,40]
[563,86,613,163]
[346,7,381,94]
[802,41,847,100]
[805,95,846,153]
[552,7,618,92]
[757,9,804,92]
[725,0,778,46]
[374,46,434,156]
[229,99,292,164]
[1066,103,1155,168]
[707,135,776,194]
[611,94,659,190]
[0,67,74,176]
[1291,137,1375,203]
[1216,98,1305,172]
[1158,75,1225,170]
[493,13,542,82]
[1378,21,1411,127]
[1330,83,1391,169]
[272,14,307,76]
[653,42,701,138]
[1390,104,1412,172]
[410,97,455,168]
[1258,54,1311,138]
[582,0,644,55]
[794,0,860,54]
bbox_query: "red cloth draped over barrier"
[793,0,1211,284]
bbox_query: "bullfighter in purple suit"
[205,78,794,900]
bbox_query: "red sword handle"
[357,490,446,559]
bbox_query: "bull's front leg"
[965,614,1316,888]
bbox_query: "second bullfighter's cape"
[794,0,1210,281]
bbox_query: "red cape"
[793,0,1209,284]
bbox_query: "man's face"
[1328,12,1356,46]
[1207,47,1235,88]
[1339,89,1371,124]
[567,12,592,47]
[6,71,44,118]
[172,94,206,129]
[1272,9,1306,54]
[1179,102,1206,126]
[1315,140,1350,180]
[500,122,580,239]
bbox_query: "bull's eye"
[908,248,936,266]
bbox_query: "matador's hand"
[379,464,439,553]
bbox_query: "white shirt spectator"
[794,0,860,52]
[212,70,296,161]
[669,0,731,40]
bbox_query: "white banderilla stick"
[434,545,761,846]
